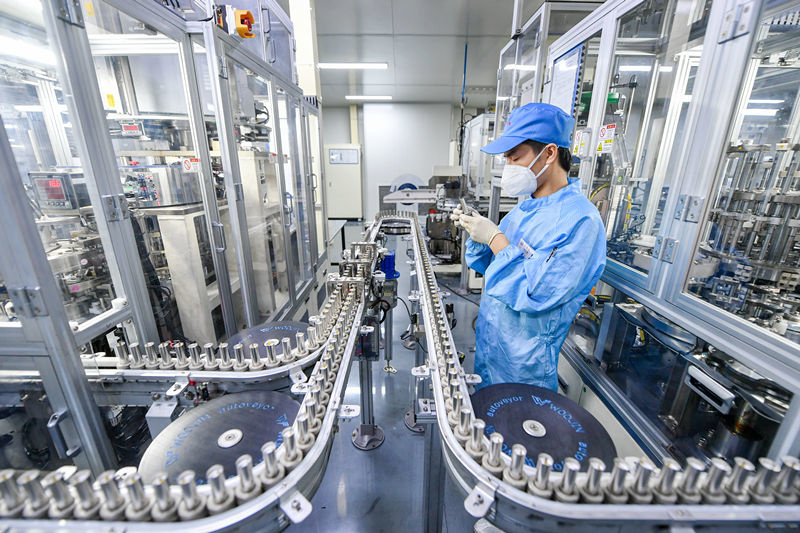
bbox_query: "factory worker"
[452,103,605,391]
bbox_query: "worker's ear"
[546,143,559,164]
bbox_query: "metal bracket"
[674,195,687,220]
[719,0,754,43]
[411,365,430,377]
[218,57,228,79]
[290,382,311,395]
[101,194,129,222]
[280,491,312,524]
[464,482,496,518]
[417,398,436,419]
[653,236,663,260]
[56,0,84,27]
[8,286,48,317]
[661,238,679,264]
[338,404,360,419]
[165,380,189,398]
[289,367,307,384]
[463,373,482,385]
[684,196,705,223]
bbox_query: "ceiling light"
[503,64,536,71]
[658,66,674,72]
[618,65,652,72]
[319,62,388,70]
[743,108,779,116]
[748,99,783,104]
[345,95,392,101]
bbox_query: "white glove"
[450,206,464,227]
[458,212,503,245]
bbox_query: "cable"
[396,296,413,320]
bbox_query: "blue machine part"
[379,250,401,280]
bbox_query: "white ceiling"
[313,0,518,107]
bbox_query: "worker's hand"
[458,212,503,246]
[450,206,465,227]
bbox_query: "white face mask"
[500,148,550,197]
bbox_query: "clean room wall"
[362,103,452,220]
[321,106,350,144]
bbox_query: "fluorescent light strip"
[743,108,779,116]
[345,95,392,101]
[748,99,783,104]
[618,65,652,72]
[503,64,536,71]
[319,62,388,70]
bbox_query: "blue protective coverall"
[466,178,606,391]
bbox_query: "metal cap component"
[203,342,216,362]
[774,456,800,494]
[705,458,732,495]
[508,444,527,479]
[178,470,202,510]
[18,470,49,513]
[282,427,299,462]
[282,338,294,362]
[174,342,188,365]
[681,457,706,495]
[750,457,780,496]
[122,472,149,512]
[97,470,125,511]
[265,339,280,366]
[158,342,173,364]
[449,378,460,400]
[296,413,312,445]
[151,473,174,512]
[468,419,487,453]
[129,342,144,368]
[532,453,553,490]
[144,341,159,367]
[585,458,606,495]
[457,407,472,438]
[657,458,682,494]
[236,454,257,494]
[559,457,580,495]
[0,469,23,513]
[261,441,284,483]
[726,457,755,495]
[486,433,504,468]
[207,465,230,506]
[249,343,264,367]
[188,343,202,368]
[631,458,655,495]
[218,343,231,364]
[114,341,130,368]
[42,471,73,511]
[69,470,99,512]
[608,458,630,496]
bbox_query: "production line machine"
[0,211,798,532]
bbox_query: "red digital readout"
[34,177,66,200]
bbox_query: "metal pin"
[307,327,318,350]
[681,457,705,495]
[158,342,175,369]
[774,456,800,493]
[458,407,472,437]
[469,419,486,452]
[534,453,554,489]
[262,442,280,478]
[174,342,188,366]
[609,459,630,495]
[43,471,73,510]
[207,465,228,505]
[0,469,23,510]
[18,470,48,509]
[129,342,144,367]
[310,385,322,412]
[560,457,580,494]
[449,378,459,400]
[97,470,124,510]
[69,470,99,510]
[658,458,681,494]
[178,471,201,510]
[632,458,655,494]
[452,393,463,418]
[188,343,202,367]
[265,339,279,366]
[296,413,312,444]
[233,343,246,367]
[203,343,216,362]
[726,457,755,495]
[282,427,298,461]
[114,341,130,367]
[487,433,504,467]
[304,398,318,421]
[236,455,256,493]
[509,444,527,479]
[123,473,149,512]
[320,362,331,384]
[249,343,263,366]
[152,473,174,512]
[751,457,780,496]
[585,458,605,495]
[705,458,732,495]
[282,338,294,362]
[218,343,232,364]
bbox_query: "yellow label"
[106,93,115,108]
[85,1,95,17]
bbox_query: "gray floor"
[294,238,481,532]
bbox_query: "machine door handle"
[47,409,81,459]
[310,173,317,204]
[211,221,226,253]
[685,366,735,415]
[283,192,294,227]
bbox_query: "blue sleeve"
[464,237,493,275]
[483,216,606,313]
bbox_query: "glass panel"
[598,0,709,274]
[276,88,312,289]
[293,100,314,278]
[567,285,792,462]
[0,6,117,326]
[566,31,601,183]
[515,17,541,103]
[494,42,519,139]
[685,7,800,347]
[84,1,243,344]
[228,63,290,319]
[308,112,326,259]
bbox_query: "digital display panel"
[34,177,66,200]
